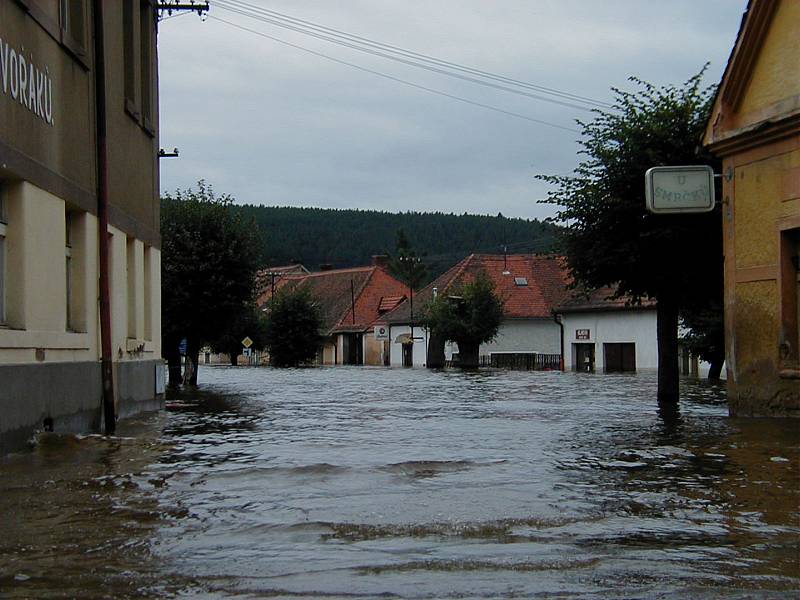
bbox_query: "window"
[127,237,137,339]
[140,1,153,130]
[0,186,6,324]
[123,0,137,113]
[59,0,86,54]
[514,277,528,286]
[65,211,73,330]
[143,246,152,340]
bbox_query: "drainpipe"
[93,0,115,434]
[553,312,565,371]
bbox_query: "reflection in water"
[0,368,797,598]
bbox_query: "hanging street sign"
[645,165,715,214]
[241,336,253,348]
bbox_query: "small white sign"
[645,165,715,214]
[155,362,166,395]
[374,324,389,340]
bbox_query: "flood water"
[1,367,798,599]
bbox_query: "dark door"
[343,333,363,365]
[402,343,413,367]
[573,343,595,372]
[604,343,636,372]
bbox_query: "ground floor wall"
[0,359,164,454]
[0,180,164,452]
[721,142,800,417]
[561,310,658,372]
[480,320,561,357]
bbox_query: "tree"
[388,228,428,290]
[161,180,260,386]
[681,298,726,380]
[538,70,723,402]
[264,287,323,367]
[424,271,504,368]
[208,303,269,366]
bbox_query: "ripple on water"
[0,367,797,599]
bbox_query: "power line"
[208,15,581,133]
[215,0,610,112]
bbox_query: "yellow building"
[1,1,163,452]
[704,0,799,415]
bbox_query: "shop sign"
[0,35,55,126]
[576,329,590,340]
[645,165,715,214]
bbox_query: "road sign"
[241,336,253,348]
[645,165,715,214]
[178,338,187,355]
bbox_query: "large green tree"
[208,303,269,366]
[161,181,260,385]
[263,287,323,367]
[538,71,723,402]
[424,271,504,368]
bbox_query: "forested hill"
[233,205,559,279]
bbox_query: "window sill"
[778,368,800,380]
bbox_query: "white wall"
[561,309,658,371]
[481,320,561,356]
[389,324,429,367]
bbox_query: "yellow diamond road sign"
[241,336,253,348]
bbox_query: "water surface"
[1,367,798,598]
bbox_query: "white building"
[554,291,658,372]
[384,254,570,367]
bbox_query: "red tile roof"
[378,295,406,313]
[384,254,571,323]
[554,286,657,313]
[258,265,408,335]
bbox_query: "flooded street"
[1,367,798,598]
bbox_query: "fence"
[481,352,561,371]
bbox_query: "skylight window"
[514,277,528,286]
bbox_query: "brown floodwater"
[0,367,798,598]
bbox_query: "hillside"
[234,205,559,280]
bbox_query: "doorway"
[402,342,413,367]
[573,343,595,372]
[342,333,363,365]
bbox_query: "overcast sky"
[157,0,747,221]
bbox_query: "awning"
[395,333,413,344]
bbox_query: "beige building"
[1,1,163,452]
[704,0,799,416]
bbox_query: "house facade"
[383,254,570,367]
[554,290,658,372]
[257,256,407,366]
[1,1,163,452]
[703,0,800,416]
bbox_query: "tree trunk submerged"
[457,341,480,369]
[427,331,446,368]
[165,335,182,388]
[656,296,680,404]
[707,359,723,381]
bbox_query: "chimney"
[319,263,333,271]
[372,254,390,268]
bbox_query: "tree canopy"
[233,205,558,280]
[161,180,260,384]
[263,287,323,367]
[424,271,504,368]
[538,70,723,399]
